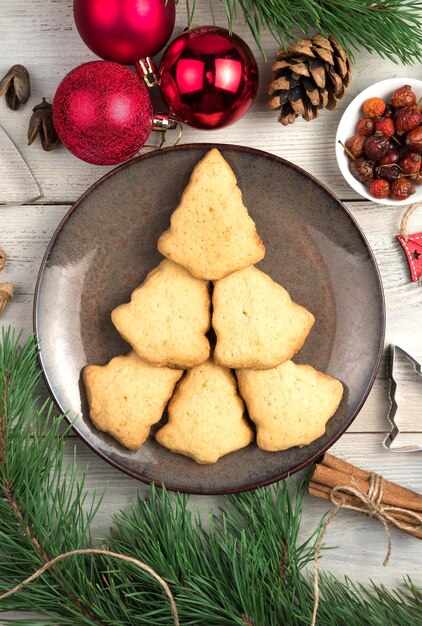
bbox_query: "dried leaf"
[0,282,13,314]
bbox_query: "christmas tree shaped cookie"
[112,259,211,369]
[83,352,183,450]
[156,359,254,464]
[157,148,265,280]
[237,360,343,451]
[213,266,315,369]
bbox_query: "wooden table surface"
[1,0,422,607]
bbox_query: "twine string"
[311,473,422,626]
[400,202,422,242]
[0,548,179,626]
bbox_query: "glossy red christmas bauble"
[159,26,259,130]
[53,61,153,165]
[73,0,175,64]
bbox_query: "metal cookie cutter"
[385,345,422,452]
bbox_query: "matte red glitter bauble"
[53,61,153,165]
[73,0,176,64]
[159,26,259,130]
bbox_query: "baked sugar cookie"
[112,259,211,369]
[157,148,265,280]
[213,266,314,369]
[236,360,343,451]
[83,352,183,450]
[156,359,254,464]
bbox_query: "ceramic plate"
[34,144,385,494]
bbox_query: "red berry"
[399,152,421,174]
[345,134,366,158]
[370,179,390,199]
[376,164,402,182]
[364,132,390,161]
[349,158,374,183]
[396,107,422,134]
[380,149,400,165]
[406,126,422,152]
[357,118,375,136]
[374,116,395,138]
[391,178,416,201]
[391,85,417,109]
[363,97,386,118]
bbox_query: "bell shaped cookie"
[156,359,254,464]
[213,266,315,369]
[83,352,183,450]
[112,259,211,369]
[236,360,343,451]
[157,148,265,280]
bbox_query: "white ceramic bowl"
[336,78,422,205]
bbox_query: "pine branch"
[192,0,422,63]
[0,326,422,625]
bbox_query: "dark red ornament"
[73,0,175,64]
[53,61,153,165]
[397,232,422,282]
[159,26,259,130]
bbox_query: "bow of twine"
[311,472,422,626]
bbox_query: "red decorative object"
[73,0,175,64]
[396,232,422,282]
[53,61,153,165]
[159,26,259,130]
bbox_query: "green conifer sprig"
[1,327,422,625]
[187,0,422,63]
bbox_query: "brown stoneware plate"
[34,144,385,494]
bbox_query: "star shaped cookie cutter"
[385,344,422,452]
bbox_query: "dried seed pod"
[0,282,13,315]
[0,64,30,110]
[28,98,59,151]
[0,249,6,272]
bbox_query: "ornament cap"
[152,113,178,131]
[136,57,159,88]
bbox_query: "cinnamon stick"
[309,453,422,540]
[308,481,421,529]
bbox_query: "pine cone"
[268,34,352,125]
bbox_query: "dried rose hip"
[363,97,386,118]
[350,157,374,183]
[406,126,422,152]
[345,134,366,158]
[391,85,417,109]
[396,107,422,134]
[370,179,390,199]
[399,152,421,174]
[375,164,402,182]
[364,132,390,161]
[391,178,416,201]
[411,171,422,185]
[380,149,400,165]
[374,116,395,138]
[357,118,375,136]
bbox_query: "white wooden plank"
[1,2,421,203]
